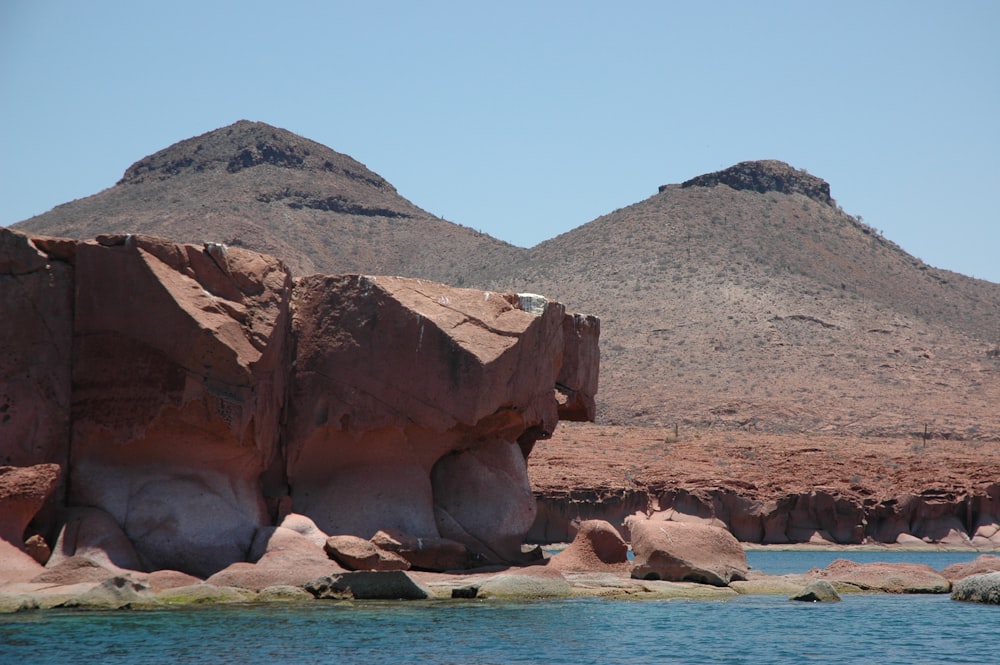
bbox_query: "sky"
[2,1,998,282]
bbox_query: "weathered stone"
[951,572,1000,604]
[208,527,345,590]
[627,516,748,586]
[808,559,950,594]
[789,580,841,602]
[477,567,573,598]
[304,571,430,600]
[548,520,629,573]
[155,583,258,604]
[24,534,50,565]
[370,528,470,572]
[324,534,410,571]
[31,556,118,585]
[940,554,1000,581]
[0,464,61,546]
[286,275,582,563]
[432,439,537,563]
[68,236,292,577]
[58,575,156,610]
[0,230,73,473]
[46,506,143,572]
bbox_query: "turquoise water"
[745,549,987,575]
[2,595,995,664]
[1,552,996,665]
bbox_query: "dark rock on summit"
[675,159,833,206]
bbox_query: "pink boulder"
[370,528,470,572]
[940,554,1000,581]
[627,516,748,586]
[548,520,629,573]
[808,559,950,593]
[324,535,410,571]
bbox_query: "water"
[1,551,996,665]
[746,549,987,575]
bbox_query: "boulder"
[808,559,950,594]
[324,534,410,571]
[208,527,345,590]
[627,516,748,586]
[940,554,1000,581]
[789,580,841,602]
[278,513,330,549]
[304,571,431,600]
[68,235,293,577]
[24,534,50,565]
[951,572,1000,604]
[370,528,470,572]
[548,520,629,573]
[0,464,61,545]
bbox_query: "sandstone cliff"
[0,228,599,578]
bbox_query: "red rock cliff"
[0,229,600,576]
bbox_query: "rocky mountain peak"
[670,160,833,206]
[117,120,393,191]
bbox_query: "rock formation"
[625,515,748,586]
[675,159,833,206]
[0,228,599,580]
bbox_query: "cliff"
[0,228,600,579]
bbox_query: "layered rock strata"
[531,483,1000,548]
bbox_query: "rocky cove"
[2,227,999,610]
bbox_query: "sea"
[1,551,995,665]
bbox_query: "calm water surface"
[2,551,996,665]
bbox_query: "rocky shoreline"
[4,522,1000,612]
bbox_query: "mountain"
[14,120,520,282]
[15,126,1000,439]
[475,161,1000,436]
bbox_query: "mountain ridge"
[14,121,1000,438]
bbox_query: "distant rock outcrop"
[0,228,599,580]
[675,159,833,206]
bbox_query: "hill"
[13,120,520,283]
[15,126,1000,440]
[476,161,1000,438]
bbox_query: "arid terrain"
[15,121,1000,539]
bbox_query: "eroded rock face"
[0,230,73,472]
[69,234,293,577]
[0,231,599,579]
[286,275,576,563]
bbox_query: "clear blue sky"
[3,1,998,282]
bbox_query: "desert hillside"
[475,161,1000,438]
[14,120,520,283]
[16,124,1000,441]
